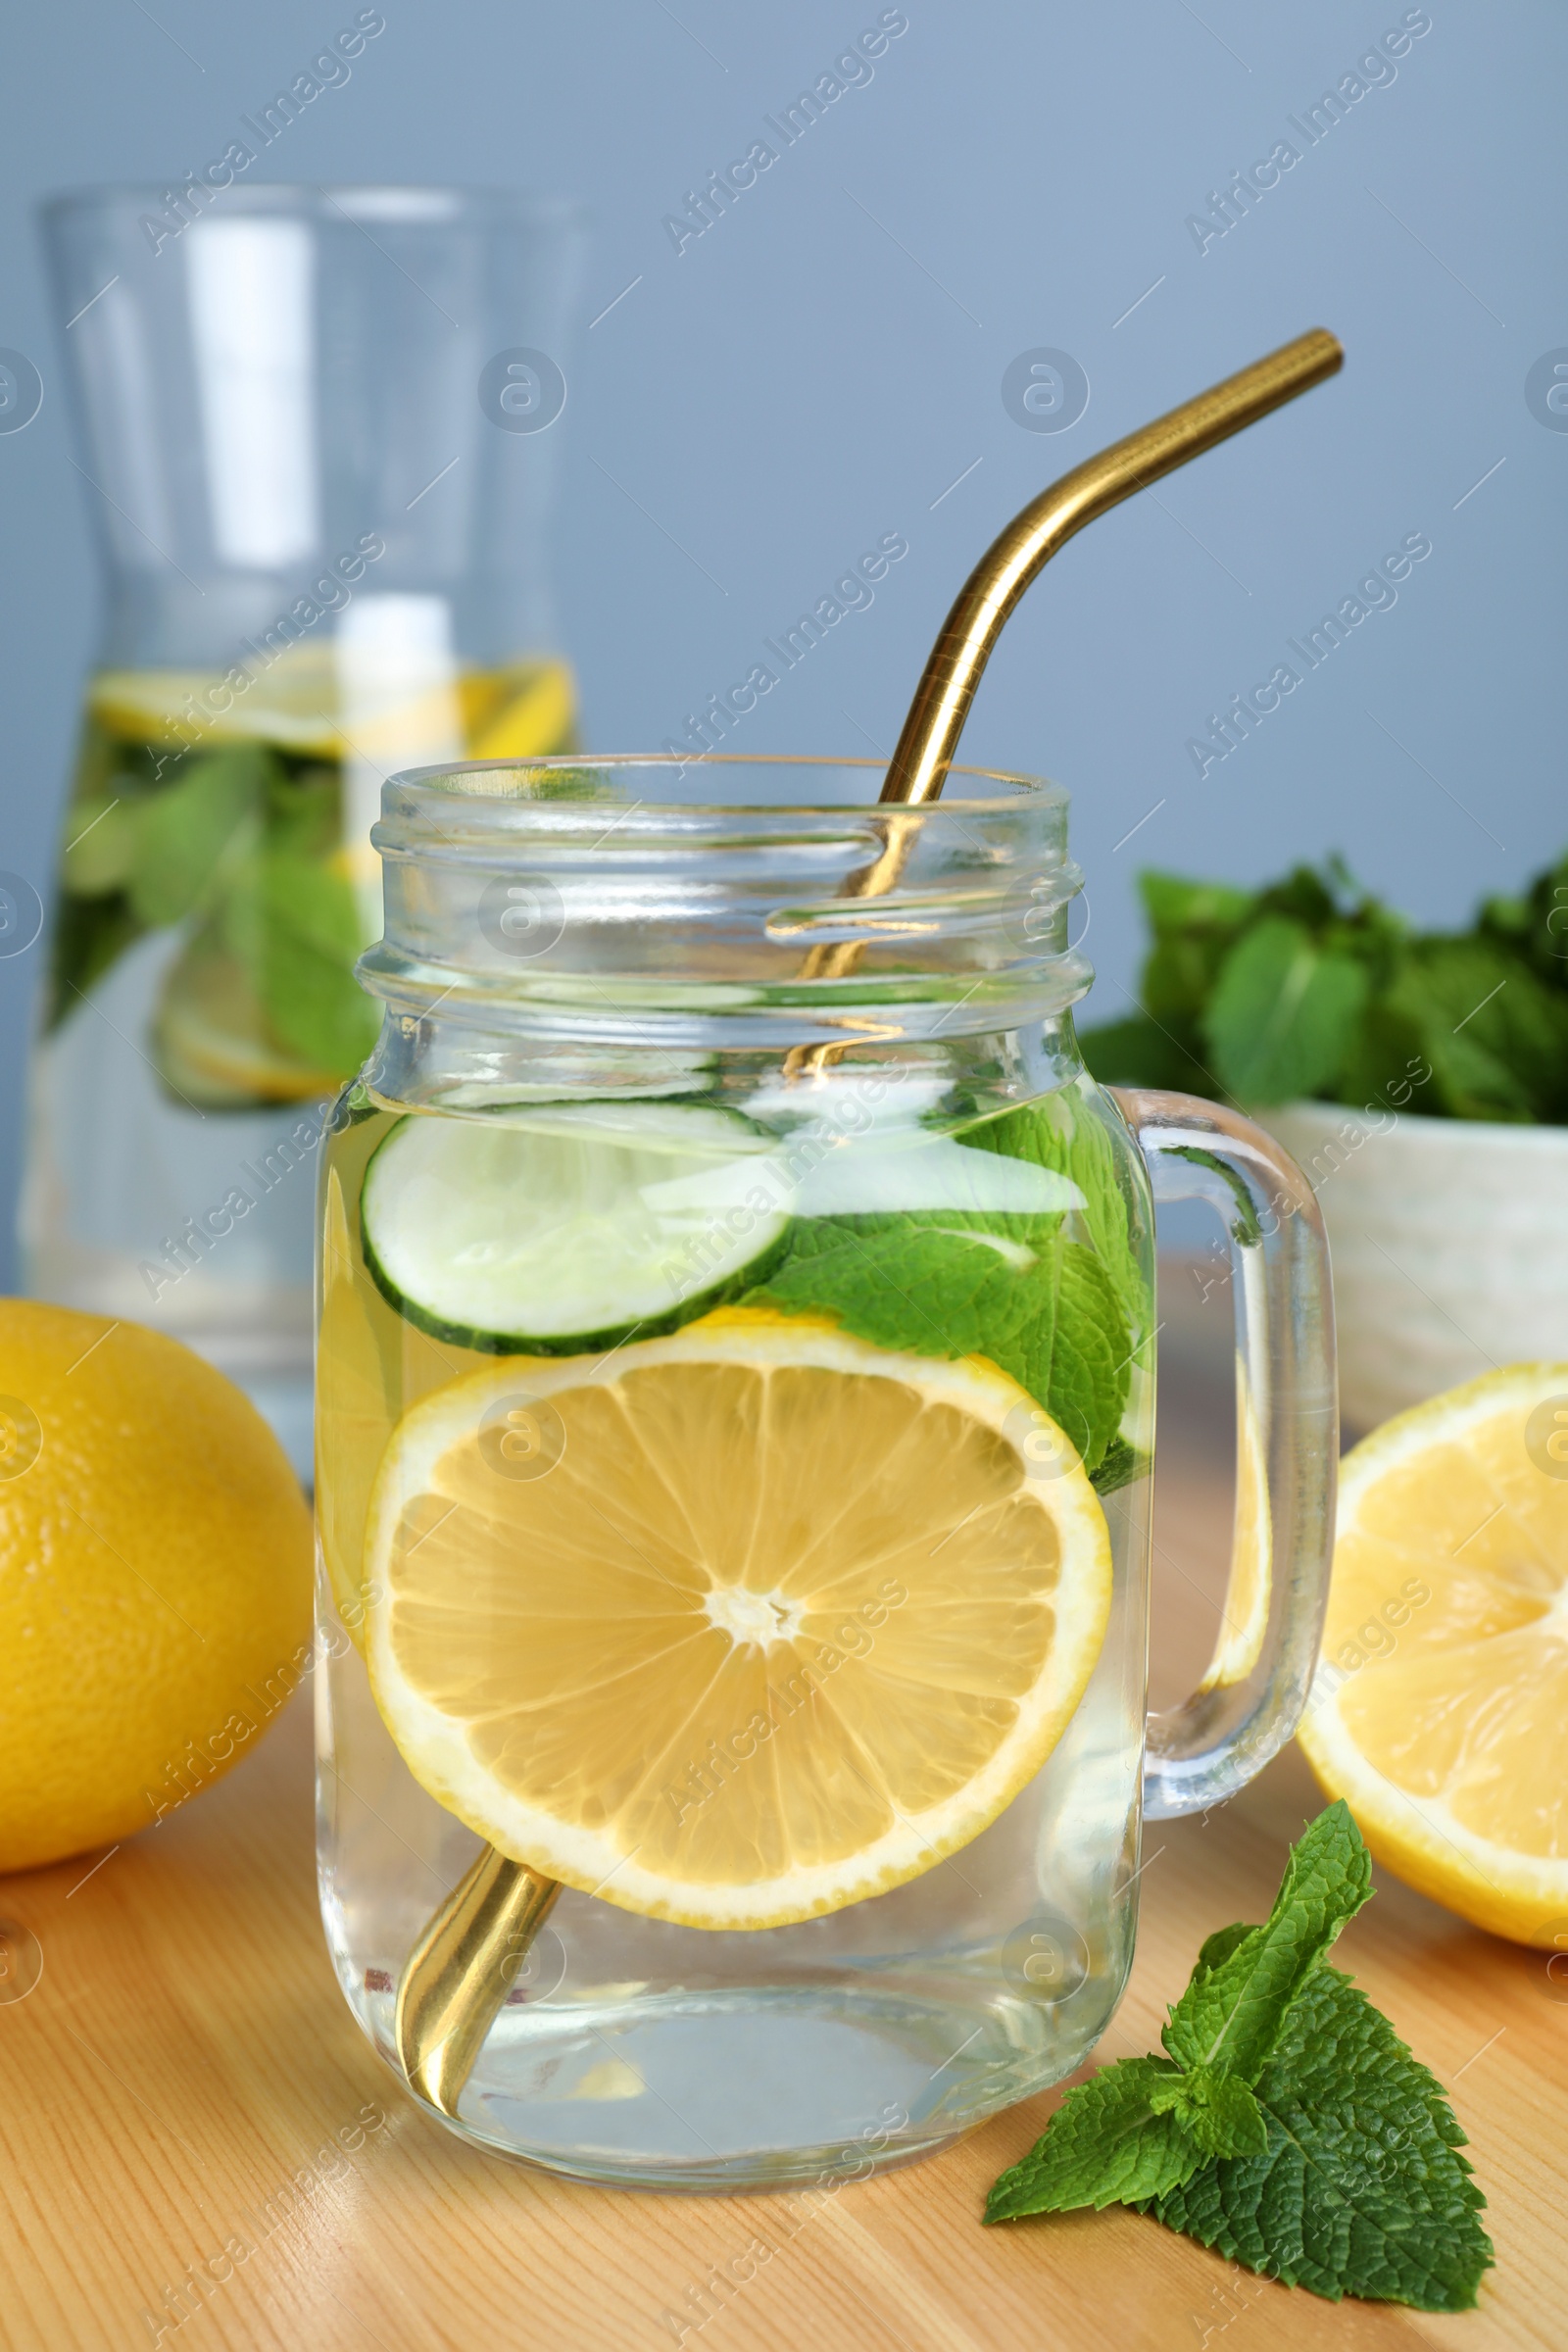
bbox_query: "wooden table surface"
[1,1298,1562,2352]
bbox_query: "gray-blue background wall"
[0,0,1561,1285]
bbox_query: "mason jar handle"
[1111,1089,1338,1819]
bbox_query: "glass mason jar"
[316,755,1336,2189]
[24,185,585,1471]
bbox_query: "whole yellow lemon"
[0,1301,313,1873]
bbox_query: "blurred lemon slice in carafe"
[89,647,576,760]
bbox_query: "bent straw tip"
[1283,324,1345,371]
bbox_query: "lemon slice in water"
[362,1307,1113,1929]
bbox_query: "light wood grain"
[0,1304,1561,2352]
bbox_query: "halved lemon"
[362,1307,1113,1930]
[1298,1364,1568,1944]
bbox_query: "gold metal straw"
[877,326,1342,809]
[395,1848,560,2113]
[393,325,1344,2122]
[783,326,1342,1060]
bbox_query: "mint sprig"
[1161,1798,1372,2079]
[742,1090,1148,1485]
[1079,850,1568,1122]
[985,1803,1494,2312]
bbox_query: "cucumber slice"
[640,1131,1085,1218]
[360,1101,791,1353]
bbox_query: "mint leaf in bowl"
[1079,846,1568,1125]
[1202,917,1370,1105]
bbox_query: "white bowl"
[1263,1102,1568,1433]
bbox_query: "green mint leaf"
[1143,1966,1494,2310]
[747,1218,1129,1475]
[744,1093,1149,1477]
[263,758,345,862]
[1194,1921,1256,1972]
[1147,2066,1269,2159]
[1390,939,1568,1124]
[1163,1800,1373,2081]
[1326,1001,1433,1120]
[260,852,367,964]
[1201,916,1371,1105]
[1075,1013,1215,1098]
[514,762,610,800]
[983,1239,1127,1475]
[1164,1146,1262,1247]
[984,1805,1493,2308]
[222,850,378,1074]
[962,1087,1149,1342]
[751,1215,1052,1361]
[47,892,143,1026]
[1138,869,1256,1032]
[127,744,264,928]
[1110,848,1568,1125]
[1089,1434,1149,1496]
[61,790,142,897]
[1252,860,1348,931]
[985,2058,1200,2221]
[1140,869,1258,936]
[1513,848,1568,992]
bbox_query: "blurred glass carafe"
[25,186,585,1470]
